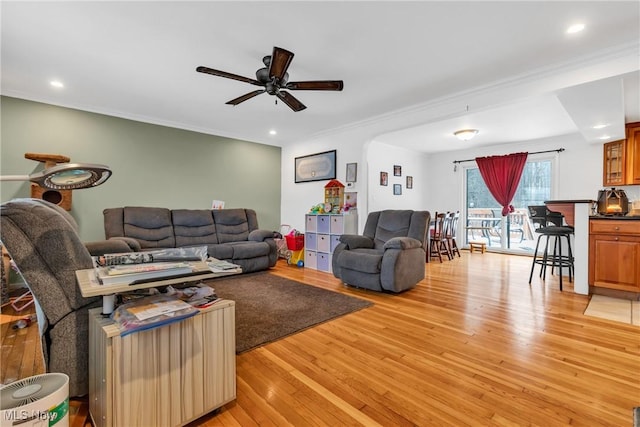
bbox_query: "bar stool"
[527,210,574,291]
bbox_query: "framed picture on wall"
[346,162,357,182]
[406,176,413,189]
[393,184,402,195]
[295,150,336,183]
[394,165,402,176]
[380,171,388,186]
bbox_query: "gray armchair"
[0,198,103,396]
[332,210,430,292]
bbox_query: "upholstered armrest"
[249,229,274,242]
[84,238,137,256]
[383,236,422,250]
[111,237,142,252]
[339,234,374,249]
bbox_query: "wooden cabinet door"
[603,140,626,186]
[626,122,640,185]
[589,234,640,292]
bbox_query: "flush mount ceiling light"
[566,23,585,34]
[50,80,64,88]
[592,123,610,129]
[453,129,479,141]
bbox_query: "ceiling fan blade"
[196,66,262,86]
[285,80,344,91]
[269,47,294,81]
[226,90,266,106]
[276,91,306,112]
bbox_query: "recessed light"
[269,130,277,136]
[50,80,64,88]
[566,23,585,34]
[598,135,611,140]
[592,123,609,129]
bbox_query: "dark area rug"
[206,272,372,353]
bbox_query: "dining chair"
[446,211,461,258]
[430,212,452,262]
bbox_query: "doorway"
[463,157,554,254]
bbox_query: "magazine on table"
[111,294,199,336]
[93,246,208,267]
[206,258,242,273]
[95,262,195,286]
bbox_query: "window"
[464,158,553,253]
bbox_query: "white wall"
[424,133,607,213]
[281,128,640,235]
[280,128,432,233]
[367,140,429,212]
[280,127,369,233]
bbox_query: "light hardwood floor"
[196,252,640,426]
[3,252,639,426]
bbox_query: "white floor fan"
[0,373,69,426]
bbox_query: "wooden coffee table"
[76,260,241,313]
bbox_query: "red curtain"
[475,152,528,216]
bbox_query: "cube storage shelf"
[304,214,358,273]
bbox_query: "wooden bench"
[468,241,486,254]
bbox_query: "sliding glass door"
[464,157,554,254]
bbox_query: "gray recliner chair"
[0,198,104,396]
[332,210,431,293]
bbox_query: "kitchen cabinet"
[602,122,640,186]
[626,121,640,185]
[602,140,626,186]
[588,219,640,293]
[305,214,357,273]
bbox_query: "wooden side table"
[88,300,236,427]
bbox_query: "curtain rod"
[452,148,565,165]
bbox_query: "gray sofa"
[98,207,277,273]
[332,210,431,293]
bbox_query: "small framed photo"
[346,162,357,182]
[380,171,388,186]
[393,184,402,195]
[406,176,413,189]
[394,165,402,176]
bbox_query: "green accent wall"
[0,96,281,241]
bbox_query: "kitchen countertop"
[590,215,640,220]
[545,199,595,204]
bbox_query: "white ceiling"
[2,1,639,153]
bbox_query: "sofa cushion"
[207,244,233,260]
[227,241,271,259]
[337,248,383,274]
[172,209,218,247]
[213,209,251,243]
[123,207,175,248]
[372,210,414,249]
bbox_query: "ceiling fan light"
[454,129,479,141]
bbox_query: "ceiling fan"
[196,46,343,112]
